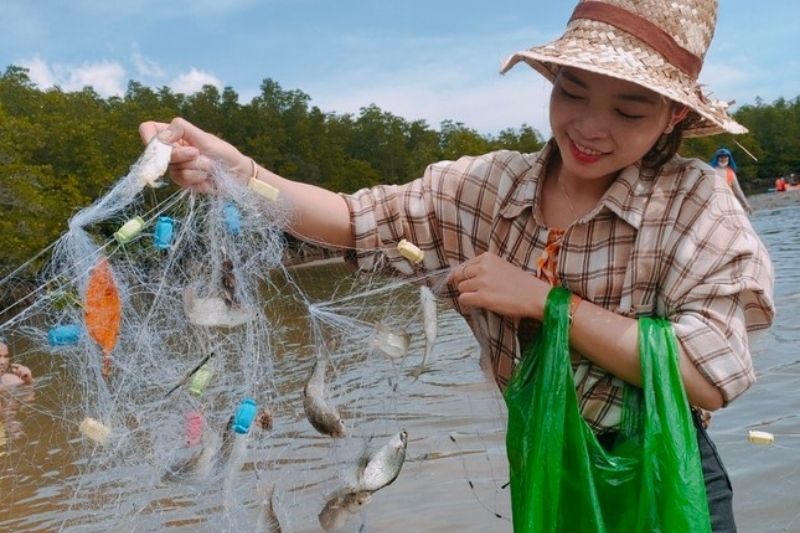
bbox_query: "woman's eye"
[617,110,645,120]
[560,88,583,100]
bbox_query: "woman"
[140,1,774,529]
[711,147,753,213]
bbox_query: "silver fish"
[217,415,236,468]
[163,431,219,482]
[369,322,410,360]
[255,484,283,533]
[412,286,437,378]
[221,258,238,307]
[182,286,255,328]
[303,358,346,438]
[136,137,172,189]
[318,491,371,532]
[356,431,408,492]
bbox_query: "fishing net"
[0,142,511,531]
[0,139,798,532]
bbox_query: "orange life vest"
[724,167,736,187]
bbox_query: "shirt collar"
[497,139,553,221]
[598,163,652,229]
[498,138,659,230]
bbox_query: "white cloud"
[20,56,55,88]
[132,51,166,79]
[298,26,555,136]
[64,61,126,96]
[169,68,223,94]
[310,72,551,137]
[17,57,126,97]
[304,34,553,137]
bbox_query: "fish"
[163,448,203,481]
[217,415,237,468]
[318,491,371,532]
[163,430,219,482]
[255,484,283,533]
[355,431,408,493]
[369,322,410,360]
[412,286,437,378]
[182,286,255,328]
[221,258,238,307]
[303,357,346,438]
[136,137,172,189]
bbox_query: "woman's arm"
[448,252,724,411]
[568,299,723,410]
[730,174,753,214]
[139,118,354,248]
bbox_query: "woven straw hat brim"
[500,19,747,138]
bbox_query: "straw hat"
[501,0,746,137]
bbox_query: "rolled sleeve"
[662,174,775,404]
[341,173,449,276]
[672,297,756,404]
[340,151,533,278]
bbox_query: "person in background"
[0,341,34,445]
[0,341,33,387]
[711,147,753,213]
[774,176,787,192]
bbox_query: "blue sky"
[1,0,798,137]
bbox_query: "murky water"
[0,205,798,532]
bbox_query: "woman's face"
[549,67,674,183]
[717,155,730,168]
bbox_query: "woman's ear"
[664,106,690,134]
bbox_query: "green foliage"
[682,97,800,192]
[0,62,797,280]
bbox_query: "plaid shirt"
[342,140,775,431]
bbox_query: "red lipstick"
[569,138,604,164]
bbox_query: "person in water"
[0,341,33,387]
[0,341,34,446]
[711,147,753,213]
[140,1,774,529]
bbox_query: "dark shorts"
[693,410,737,533]
[597,411,737,532]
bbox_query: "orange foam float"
[84,258,122,377]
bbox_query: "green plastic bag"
[504,288,711,532]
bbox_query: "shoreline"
[749,189,800,212]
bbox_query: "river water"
[0,203,798,532]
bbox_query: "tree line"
[1,64,798,281]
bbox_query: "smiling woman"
[137,0,773,531]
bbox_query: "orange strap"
[726,168,735,187]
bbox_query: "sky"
[1,0,798,137]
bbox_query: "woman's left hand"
[447,252,549,319]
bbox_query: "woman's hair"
[642,110,700,169]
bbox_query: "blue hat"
[710,147,737,171]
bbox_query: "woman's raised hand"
[138,117,250,192]
[447,252,550,320]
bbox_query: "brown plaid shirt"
[342,140,775,431]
